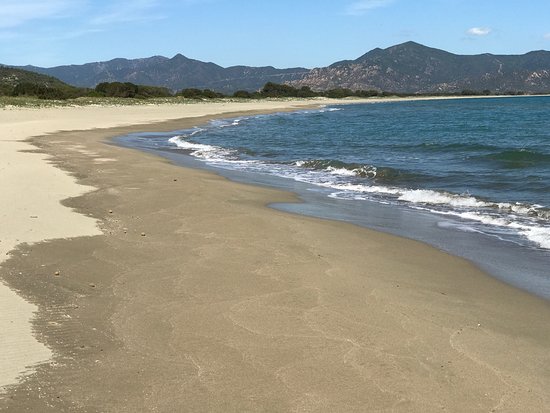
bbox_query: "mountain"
[20,55,310,93]
[8,42,550,94]
[289,41,550,94]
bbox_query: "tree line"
[136,82,396,99]
[4,80,381,100]
[3,81,174,100]
[1,79,531,101]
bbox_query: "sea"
[116,96,550,300]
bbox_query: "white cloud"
[544,33,550,40]
[90,0,164,26]
[466,27,492,36]
[346,0,394,16]
[0,0,80,29]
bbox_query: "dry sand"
[1,99,550,412]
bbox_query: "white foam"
[218,119,242,128]
[326,166,357,176]
[419,208,550,250]
[521,227,550,249]
[173,127,205,139]
[454,211,512,227]
[398,189,487,208]
[437,220,481,233]
[324,182,401,195]
[168,136,236,161]
[496,202,539,216]
[169,136,213,152]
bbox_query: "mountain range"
[18,55,309,94]
[10,42,550,94]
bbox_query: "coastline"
[1,99,550,411]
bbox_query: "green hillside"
[0,66,83,99]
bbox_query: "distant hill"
[0,66,81,98]
[290,41,550,94]
[6,42,550,94]
[19,55,310,93]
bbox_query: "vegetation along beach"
[2,1,550,412]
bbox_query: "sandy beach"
[0,99,338,394]
[1,98,550,412]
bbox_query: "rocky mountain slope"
[290,41,550,94]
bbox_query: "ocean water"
[116,96,550,299]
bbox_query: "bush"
[95,82,139,98]
[94,82,172,98]
[178,88,225,99]
[323,88,354,98]
[12,82,73,100]
[460,89,478,96]
[354,89,380,97]
[201,89,225,98]
[260,82,300,97]
[137,85,172,98]
[233,90,253,98]
[296,86,317,98]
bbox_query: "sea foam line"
[167,115,550,250]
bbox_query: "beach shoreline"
[1,99,550,411]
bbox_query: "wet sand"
[1,102,550,411]
[0,100,336,394]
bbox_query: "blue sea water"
[116,96,550,299]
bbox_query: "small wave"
[220,119,242,128]
[168,135,237,161]
[172,127,205,139]
[294,159,410,181]
[419,208,550,250]
[444,211,550,250]
[495,202,550,220]
[295,159,377,178]
[521,227,550,250]
[481,149,550,167]
[396,189,550,221]
[413,142,498,152]
[299,106,342,114]
[437,221,481,233]
[325,183,401,195]
[325,183,550,249]
[398,189,487,208]
[207,117,247,130]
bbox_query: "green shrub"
[178,88,225,99]
[233,90,252,98]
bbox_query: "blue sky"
[1,0,550,68]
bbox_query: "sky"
[1,0,550,68]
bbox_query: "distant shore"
[1,99,550,411]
